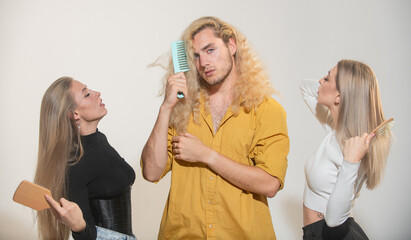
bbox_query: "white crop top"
[300,79,366,227]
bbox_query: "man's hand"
[163,72,188,109]
[172,133,280,198]
[172,133,215,164]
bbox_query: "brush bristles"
[375,121,394,136]
[372,118,394,136]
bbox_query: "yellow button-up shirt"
[157,97,289,240]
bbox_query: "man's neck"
[208,65,237,133]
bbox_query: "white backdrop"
[1,0,410,239]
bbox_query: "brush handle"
[177,92,185,98]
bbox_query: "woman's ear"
[73,111,80,121]
[68,111,81,121]
[335,92,341,105]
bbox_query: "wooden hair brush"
[13,180,52,211]
[371,118,394,136]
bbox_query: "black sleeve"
[68,162,97,240]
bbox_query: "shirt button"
[209,224,213,229]
[209,176,213,180]
[208,200,212,204]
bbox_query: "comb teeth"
[371,118,394,136]
[171,41,190,73]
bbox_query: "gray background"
[1,0,410,239]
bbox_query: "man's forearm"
[141,105,173,182]
[204,151,280,198]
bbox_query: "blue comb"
[171,41,190,98]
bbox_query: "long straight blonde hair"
[335,60,391,189]
[34,77,83,240]
[164,16,274,133]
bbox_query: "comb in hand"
[171,41,190,98]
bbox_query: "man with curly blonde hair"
[141,16,289,239]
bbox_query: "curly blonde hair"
[163,16,275,133]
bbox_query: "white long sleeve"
[325,160,360,227]
[299,79,329,129]
[301,79,364,227]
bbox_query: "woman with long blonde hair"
[34,77,136,240]
[300,60,392,239]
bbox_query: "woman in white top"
[300,60,392,239]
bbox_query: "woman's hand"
[45,195,86,233]
[343,133,375,163]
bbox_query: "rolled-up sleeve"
[250,98,289,190]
